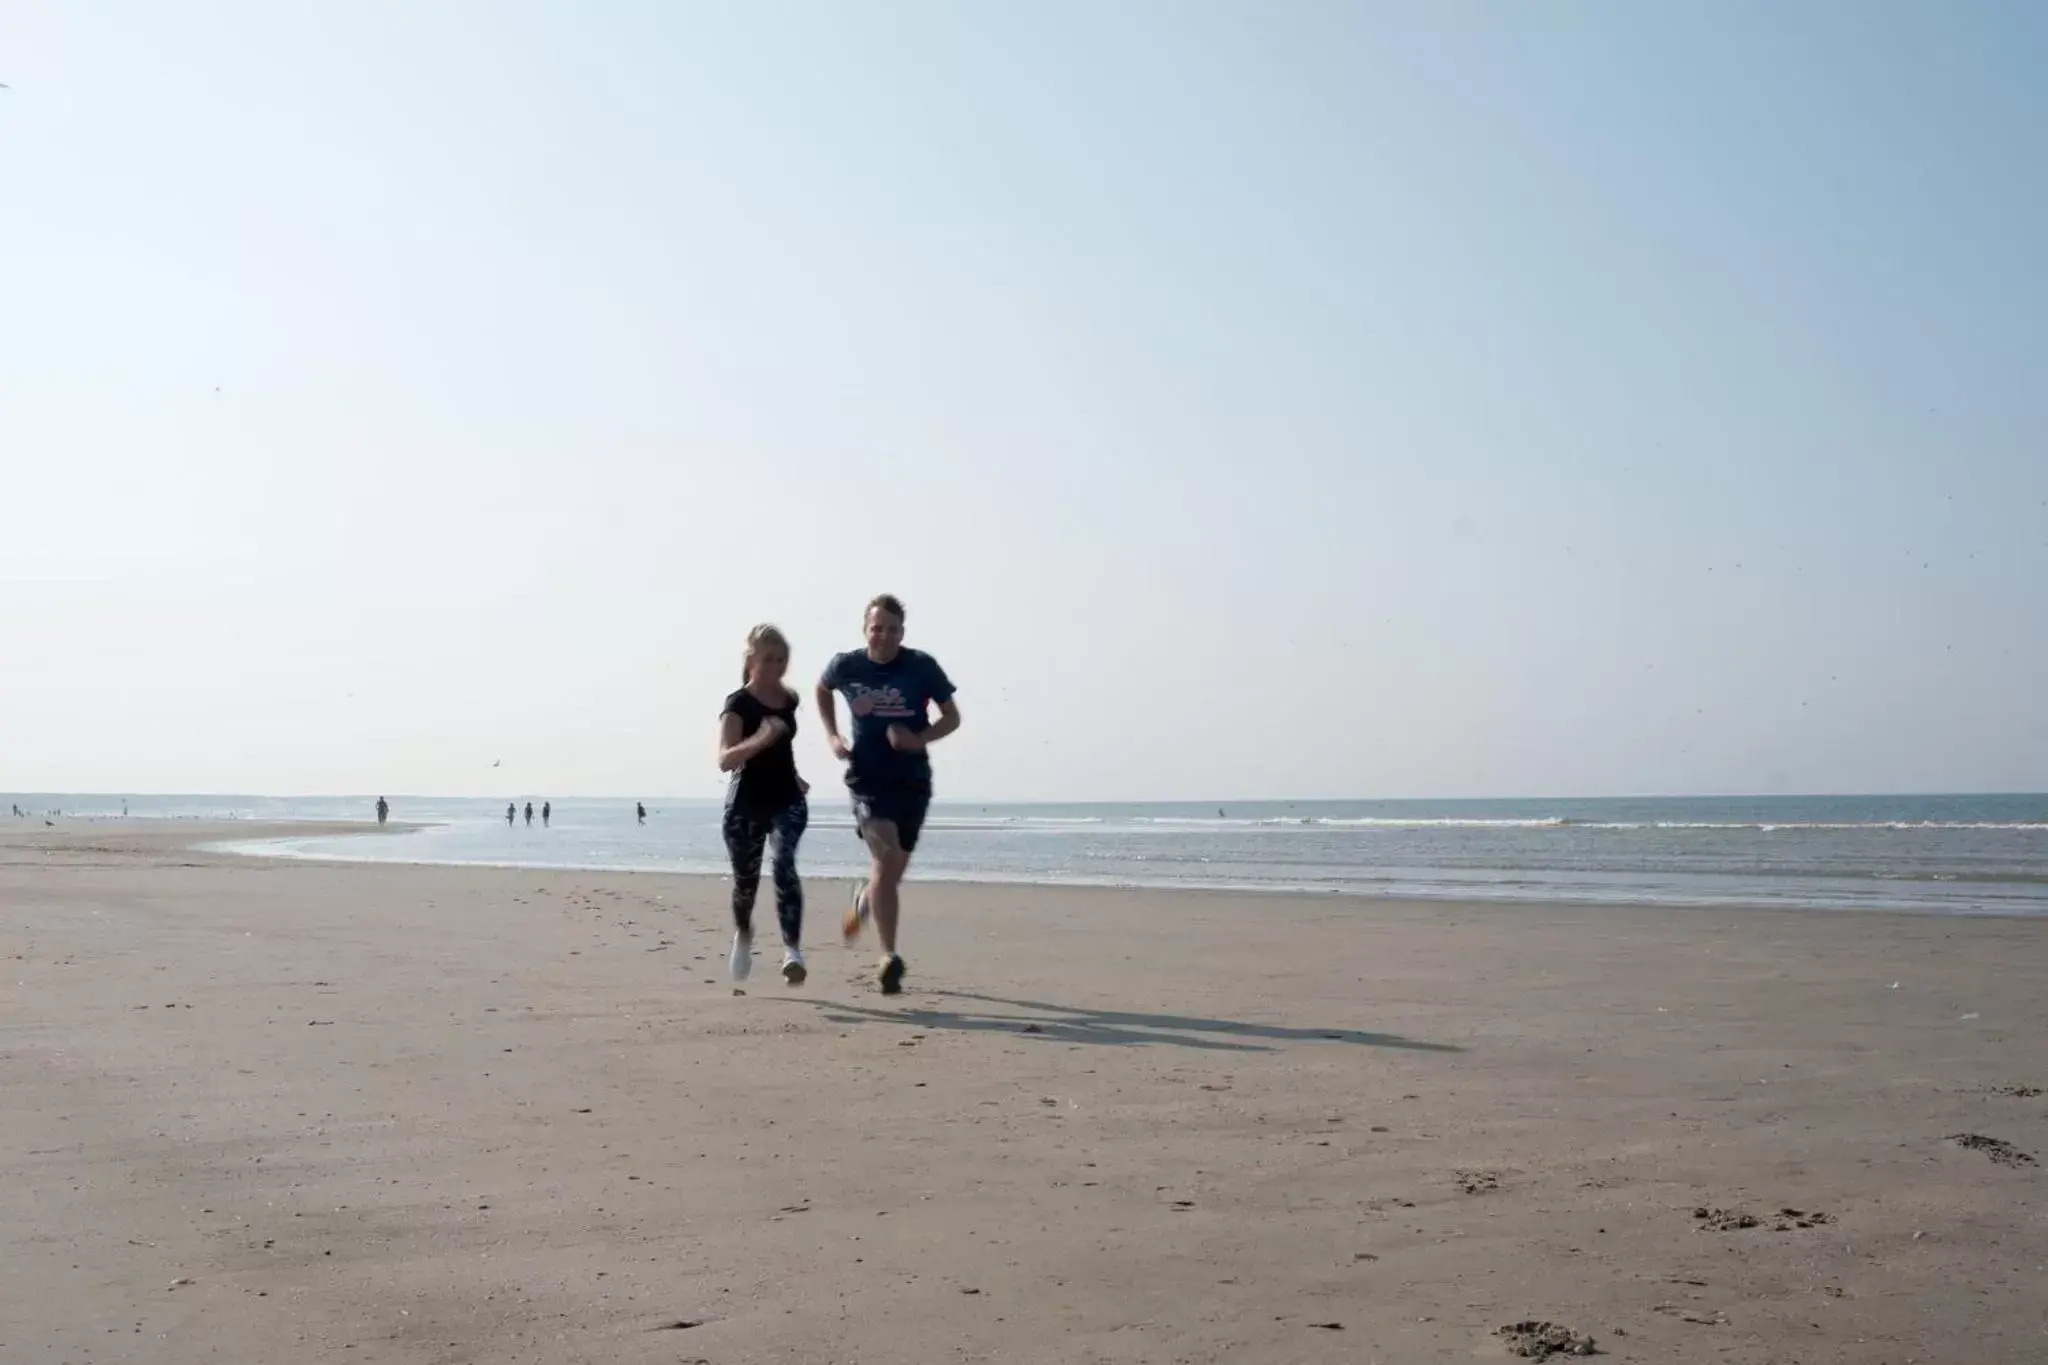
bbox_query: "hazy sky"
[3,2,2044,801]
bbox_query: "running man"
[816,594,960,995]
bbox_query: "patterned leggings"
[722,797,808,945]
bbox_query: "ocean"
[10,791,2048,917]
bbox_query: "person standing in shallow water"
[506,802,515,826]
[816,594,960,995]
[718,624,811,986]
[541,801,551,827]
[376,796,389,826]
[524,801,533,826]
[636,801,647,825]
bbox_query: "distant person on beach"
[506,802,516,826]
[541,801,551,827]
[636,801,647,825]
[817,593,960,995]
[719,624,812,986]
[524,801,534,826]
[376,796,389,826]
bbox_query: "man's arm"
[921,655,960,746]
[815,681,851,760]
[923,698,961,745]
[892,698,960,753]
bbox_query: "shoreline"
[205,822,2048,920]
[17,792,2048,920]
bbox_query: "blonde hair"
[742,623,790,685]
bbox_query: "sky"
[2,1,2045,802]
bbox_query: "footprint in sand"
[1949,1133,2037,1167]
[1498,1320,1596,1358]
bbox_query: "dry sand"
[3,821,2045,1363]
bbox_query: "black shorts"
[848,780,932,854]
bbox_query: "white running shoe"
[781,946,807,986]
[729,932,753,982]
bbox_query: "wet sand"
[3,821,2045,1363]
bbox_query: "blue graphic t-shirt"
[820,647,956,786]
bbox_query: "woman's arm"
[717,712,787,772]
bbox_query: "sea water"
[15,791,2047,917]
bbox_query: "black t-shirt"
[723,687,802,815]
[819,647,955,787]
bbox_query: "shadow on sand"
[795,989,1462,1054]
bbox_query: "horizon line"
[7,788,2046,805]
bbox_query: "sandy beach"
[3,822,2044,1364]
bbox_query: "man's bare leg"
[861,820,910,957]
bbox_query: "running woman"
[816,594,959,995]
[717,624,811,986]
